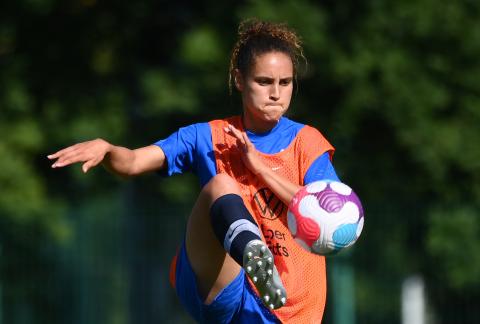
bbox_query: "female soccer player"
[48,19,340,323]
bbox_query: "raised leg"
[185,173,286,309]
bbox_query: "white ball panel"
[287,211,297,235]
[306,181,327,193]
[330,181,352,195]
[356,217,364,237]
[298,195,329,221]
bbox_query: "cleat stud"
[257,261,263,267]
[269,304,275,309]
[267,269,273,276]
[264,295,270,302]
[276,289,282,296]
[281,297,287,304]
[260,246,266,254]
[246,266,252,273]
[267,257,273,264]
[247,252,253,259]
[253,276,258,283]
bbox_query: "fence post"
[402,275,425,324]
[331,252,355,324]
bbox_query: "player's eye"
[255,78,272,85]
[280,78,293,86]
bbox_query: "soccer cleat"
[243,240,287,310]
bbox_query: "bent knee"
[208,173,237,187]
[203,174,241,199]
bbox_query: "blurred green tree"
[0,0,479,323]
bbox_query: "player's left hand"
[224,124,266,175]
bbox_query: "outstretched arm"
[225,125,301,205]
[48,138,166,177]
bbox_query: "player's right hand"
[48,138,112,173]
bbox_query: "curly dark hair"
[229,18,306,93]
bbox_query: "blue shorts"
[173,242,280,324]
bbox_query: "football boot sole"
[243,239,287,310]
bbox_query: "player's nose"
[269,84,280,101]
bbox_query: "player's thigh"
[185,174,242,304]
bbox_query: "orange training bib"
[210,116,334,323]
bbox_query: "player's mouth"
[265,103,283,108]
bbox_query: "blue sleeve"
[154,124,198,176]
[303,152,340,184]
[154,123,217,185]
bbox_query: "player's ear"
[233,69,244,92]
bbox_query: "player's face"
[236,51,294,133]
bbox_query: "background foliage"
[1,0,479,323]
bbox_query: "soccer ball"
[287,180,364,256]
